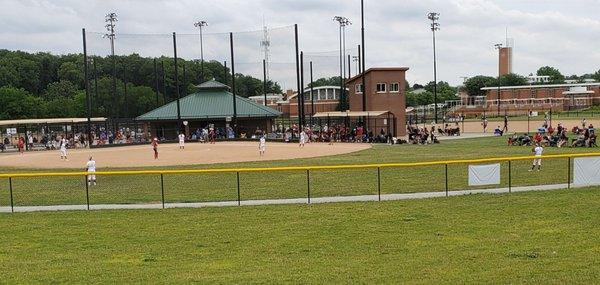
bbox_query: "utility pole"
[428,12,440,124]
[193,20,208,82]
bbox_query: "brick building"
[277,86,345,117]
[346,67,409,136]
[454,82,600,115]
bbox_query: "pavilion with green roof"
[136,80,281,139]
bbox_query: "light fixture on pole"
[494,43,503,117]
[193,20,208,82]
[104,12,118,121]
[428,12,440,124]
[333,16,351,111]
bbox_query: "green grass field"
[0,136,598,207]
[1,188,599,283]
[1,137,600,283]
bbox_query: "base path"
[0,142,371,169]
[0,183,578,213]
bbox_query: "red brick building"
[454,83,600,115]
[346,67,409,136]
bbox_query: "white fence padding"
[468,163,501,186]
[573,157,600,187]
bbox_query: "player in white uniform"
[59,137,68,161]
[178,133,185,149]
[85,156,97,186]
[259,136,266,156]
[299,130,307,147]
[529,144,544,172]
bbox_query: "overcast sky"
[2,0,600,87]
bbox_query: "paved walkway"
[0,183,575,213]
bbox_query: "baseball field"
[1,135,599,283]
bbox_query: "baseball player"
[178,132,185,150]
[299,129,307,148]
[59,136,68,161]
[529,143,544,172]
[85,156,97,186]
[259,135,266,156]
[151,138,159,159]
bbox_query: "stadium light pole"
[333,16,351,111]
[193,20,208,82]
[495,43,503,117]
[428,12,440,124]
[104,12,118,122]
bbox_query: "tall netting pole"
[310,61,314,125]
[82,28,92,147]
[173,32,182,133]
[230,32,237,135]
[295,24,301,130]
[361,0,367,113]
[300,51,305,127]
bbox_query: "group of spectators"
[266,124,394,144]
[508,120,596,148]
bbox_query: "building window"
[376,83,387,93]
[355,84,363,94]
[390,82,400,93]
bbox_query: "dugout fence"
[1,152,600,213]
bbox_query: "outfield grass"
[0,136,598,207]
[0,188,599,283]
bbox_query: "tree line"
[0,49,282,120]
[463,66,600,97]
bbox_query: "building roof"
[313,111,390,118]
[481,82,600,91]
[137,83,281,121]
[346,67,410,83]
[0,117,106,127]
[195,80,231,90]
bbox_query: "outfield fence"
[1,152,600,213]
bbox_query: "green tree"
[463,76,497,96]
[58,61,83,87]
[498,73,528,86]
[0,87,46,119]
[44,80,78,101]
[309,76,342,88]
[536,66,565,84]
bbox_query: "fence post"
[236,172,241,206]
[160,174,165,209]
[84,175,90,210]
[9,177,14,213]
[508,160,512,193]
[306,169,310,204]
[567,157,571,189]
[377,167,381,201]
[444,164,449,197]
